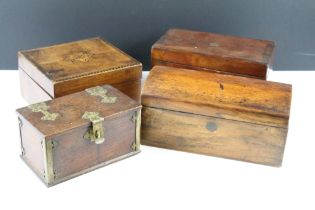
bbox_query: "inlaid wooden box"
[151,29,275,80]
[18,37,142,104]
[16,85,141,186]
[141,66,292,166]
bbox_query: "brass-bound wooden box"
[141,66,291,166]
[18,37,142,104]
[151,28,275,80]
[16,85,141,186]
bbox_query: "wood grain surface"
[18,37,142,102]
[142,66,291,128]
[16,85,141,185]
[141,66,291,166]
[52,111,136,181]
[17,85,141,137]
[152,28,275,79]
[142,107,287,166]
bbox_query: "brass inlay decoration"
[28,102,59,121]
[85,86,117,103]
[64,50,93,63]
[82,112,105,144]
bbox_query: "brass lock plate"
[82,112,105,144]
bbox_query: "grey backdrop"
[0,0,314,70]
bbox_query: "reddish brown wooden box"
[18,37,142,104]
[151,29,275,80]
[16,85,141,186]
[141,66,292,166]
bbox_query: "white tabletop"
[0,70,314,210]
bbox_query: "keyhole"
[206,122,217,132]
[95,130,100,138]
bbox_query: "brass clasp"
[82,112,105,144]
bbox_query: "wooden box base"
[141,107,287,166]
[21,151,140,187]
[17,85,142,186]
[141,66,291,167]
[20,68,141,104]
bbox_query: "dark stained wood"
[18,37,142,103]
[141,66,292,166]
[53,112,135,179]
[17,85,140,136]
[16,85,141,186]
[151,28,275,79]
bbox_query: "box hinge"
[43,139,55,184]
[131,110,141,151]
[18,117,25,156]
[82,112,105,144]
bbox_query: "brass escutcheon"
[206,122,217,132]
[82,111,105,144]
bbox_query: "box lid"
[142,66,291,128]
[151,29,275,79]
[16,85,141,137]
[18,37,142,97]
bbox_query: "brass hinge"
[43,139,55,184]
[82,112,105,144]
[130,111,140,151]
[131,142,137,151]
[18,117,25,156]
[131,110,141,151]
[130,115,136,123]
[43,170,56,180]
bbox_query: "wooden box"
[141,66,292,166]
[18,37,142,104]
[151,29,275,80]
[16,85,141,186]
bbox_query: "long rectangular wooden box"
[151,28,275,80]
[18,37,142,104]
[141,66,292,166]
[16,85,141,186]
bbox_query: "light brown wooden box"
[18,37,142,104]
[16,85,141,186]
[141,66,292,166]
[152,28,275,80]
